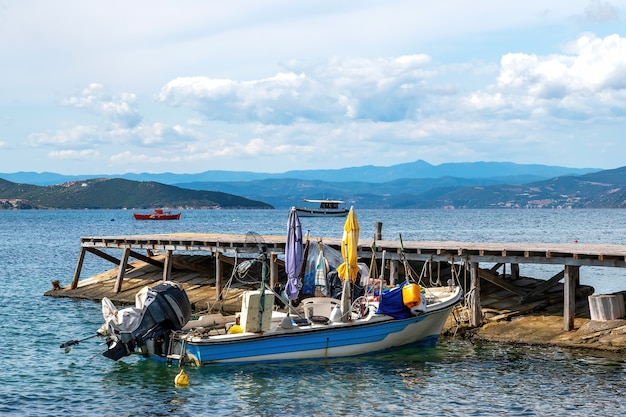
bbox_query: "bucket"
[402,283,421,308]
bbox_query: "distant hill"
[0,178,272,210]
[2,160,622,209]
[176,166,626,209]
[411,166,626,209]
[0,160,598,186]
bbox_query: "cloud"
[48,149,101,161]
[156,54,434,124]
[29,125,104,148]
[29,31,626,172]
[63,84,142,128]
[464,33,626,120]
[583,0,620,22]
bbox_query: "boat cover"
[376,282,413,319]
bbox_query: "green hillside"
[0,178,272,209]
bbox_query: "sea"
[1,208,626,416]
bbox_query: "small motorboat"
[96,280,462,365]
[133,209,181,220]
[294,199,349,217]
[92,208,462,366]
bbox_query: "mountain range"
[1,160,625,209]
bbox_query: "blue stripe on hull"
[185,309,451,365]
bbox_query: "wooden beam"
[489,263,503,274]
[85,247,126,266]
[390,260,399,286]
[163,250,173,281]
[129,250,164,268]
[270,252,278,288]
[469,262,482,327]
[521,270,564,302]
[113,248,131,293]
[511,263,520,280]
[563,265,579,331]
[216,252,224,301]
[70,247,87,289]
[478,269,527,298]
[374,222,383,241]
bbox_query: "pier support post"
[511,263,520,280]
[163,249,173,281]
[374,222,383,241]
[71,247,87,289]
[216,252,223,301]
[113,248,130,293]
[270,252,278,288]
[469,262,482,327]
[390,260,399,286]
[563,265,579,331]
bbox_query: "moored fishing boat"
[178,284,461,365]
[92,207,463,366]
[295,199,349,217]
[133,208,181,220]
[95,279,462,365]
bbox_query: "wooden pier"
[46,232,626,332]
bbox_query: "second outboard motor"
[101,281,191,361]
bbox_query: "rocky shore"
[444,311,626,353]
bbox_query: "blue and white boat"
[97,207,462,365]
[98,281,463,365]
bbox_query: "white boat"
[96,280,462,365]
[294,199,349,217]
[93,208,462,366]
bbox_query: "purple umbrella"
[285,207,303,300]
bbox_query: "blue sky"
[1,0,625,175]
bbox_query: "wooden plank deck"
[45,233,626,327]
[77,232,626,266]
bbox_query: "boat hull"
[133,211,181,220]
[294,208,349,217]
[182,300,458,365]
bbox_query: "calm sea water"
[1,209,625,416]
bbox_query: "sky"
[1,0,625,175]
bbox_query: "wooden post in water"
[511,263,520,280]
[374,222,383,241]
[163,250,173,281]
[113,248,130,293]
[563,265,579,331]
[390,260,399,286]
[270,252,278,288]
[215,252,223,301]
[469,261,482,327]
[70,247,86,289]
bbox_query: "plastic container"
[402,283,421,308]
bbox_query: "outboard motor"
[101,281,191,361]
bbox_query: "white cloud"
[2,1,626,173]
[48,149,101,161]
[63,84,142,128]
[157,54,434,124]
[29,125,103,148]
[464,33,626,120]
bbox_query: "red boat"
[133,209,181,220]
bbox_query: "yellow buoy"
[228,324,244,334]
[174,369,189,386]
